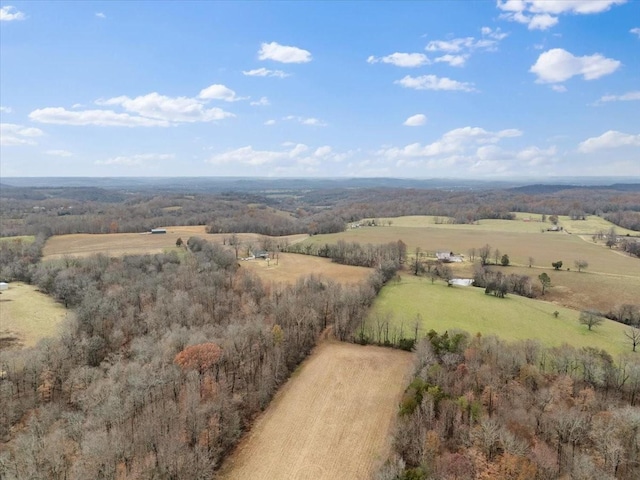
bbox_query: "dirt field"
[218,341,413,480]
[0,282,69,348]
[42,227,308,260]
[241,253,371,285]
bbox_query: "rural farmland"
[219,341,413,480]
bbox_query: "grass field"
[0,235,35,244]
[303,221,640,313]
[368,275,632,357]
[367,214,639,236]
[42,227,309,260]
[0,282,69,348]
[219,341,412,480]
[241,253,371,285]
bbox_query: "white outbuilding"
[0,282,8,291]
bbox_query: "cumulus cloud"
[0,6,25,21]
[379,126,522,160]
[95,12,106,19]
[250,97,270,107]
[498,0,625,30]
[264,119,276,126]
[208,143,346,171]
[426,36,498,53]
[31,107,170,127]
[367,52,430,67]
[31,85,238,127]
[96,153,175,166]
[258,42,312,63]
[434,54,468,67]
[632,27,640,38]
[284,115,327,127]
[0,106,13,113]
[578,130,640,152]
[395,75,476,92]
[403,114,427,126]
[242,67,290,78]
[198,84,245,102]
[45,149,73,157]
[597,91,640,103]
[0,123,44,146]
[530,48,620,83]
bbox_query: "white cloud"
[481,26,509,40]
[515,145,557,166]
[198,84,245,102]
[379,126,522,159]
[530,48,620,83]
[97,92,234,122]
[96,153,175,166]
[258,42,312,63]
[284,115,328,127]
[597,91,640,103]
[0,123,44,146]
[434,54,468,67]
[426,37,497,53]
[498,1,626,30]
[403,114,427,126]
[0,6,25,21]
[0,106,12,113]
[242,67,290,78]
[632,27,640,38]
[551,85,567,92]
[395,74,476,92]
[264,119,276,126]
[45,149,73,157]
[95,12,106,19]
[208,143,346,170]
[578,130,640,153]
[30,107,171,127]
[367,52,430,67]
[250,97,270,107]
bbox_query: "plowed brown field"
[218,341,412,480]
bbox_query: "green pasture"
[368,275,632,357]
[306,226,639,277]
[0,235,35,244]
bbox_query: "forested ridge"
[2,183,640,238]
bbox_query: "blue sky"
[1,0,639,178]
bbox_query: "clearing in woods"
[0,282,69,349]
[219,341,413,480]
[241,253,371,285]
[42,227,308,260]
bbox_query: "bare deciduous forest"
[1,180,639,479]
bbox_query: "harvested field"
[241,253,371,285]
[219,341,413,480]
[42,227,308,260]
[0,282,68,349]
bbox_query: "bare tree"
[478,244,491,266]
[574,259,588,272]
[625,327,640,352]
[579,310,604,331]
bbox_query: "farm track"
[218,341,413,480]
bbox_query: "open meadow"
[42,227,308,260]
[368,275,632,357]
[304,218,640,313]
[0,282,69,348]
[241,252,371,285]
[219,341,413,480]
